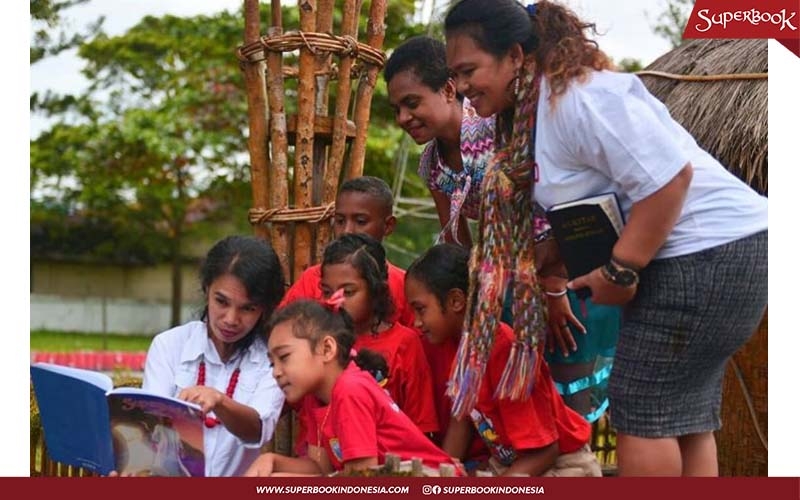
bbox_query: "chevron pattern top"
[417,98,495,221]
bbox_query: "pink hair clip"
[349,348,358,359]
[323,288,346,312]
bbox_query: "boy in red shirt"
[405,244,601,476]
[280,176,414,327]
[282,177,443,455]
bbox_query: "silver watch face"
[605,262,638,287]
[614,269,638,286]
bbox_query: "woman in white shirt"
[443,0,768,477]
[143,235,286,476]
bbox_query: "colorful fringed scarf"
[448,57,548,418]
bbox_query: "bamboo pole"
[345,0,386,179]
[319,0,357,251]
[314,1,334,113]
[293,0,318,282]
[325,0,357,190]
[266,0,291,279]
[317,0,358,251]
[312,0,335,259]
[242,1,271,244]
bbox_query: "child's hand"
[244,453,277,477]
[178,385,225,414]
[545,293,585,357]
[106,470,136,477]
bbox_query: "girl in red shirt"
[405,244,601,477]
[319,233,438,435]
[245,298,458,476]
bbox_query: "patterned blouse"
[417,98,495,223]
[417,98,551,243]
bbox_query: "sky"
[8,0,799,478]
[28,0,674,136]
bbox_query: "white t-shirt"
[142,321,284,476]
[533,70,767,259]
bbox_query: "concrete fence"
[30,293,201,335]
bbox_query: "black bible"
[546,193,625,299]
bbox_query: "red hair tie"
[323,288,346,312]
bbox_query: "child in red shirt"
[319,233,438,435]
[405,244,601,477]
[245,298,458,476]
[280,176,415,328]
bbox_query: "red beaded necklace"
[196,357,241,428]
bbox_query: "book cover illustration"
[108,389,205,477]
[31,363,205,476]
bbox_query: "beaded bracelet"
[544,289,568,298]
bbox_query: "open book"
[546,193,625,299]
[31,362,205,476]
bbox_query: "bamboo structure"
[239,0,388,284]
[238,1,388,457]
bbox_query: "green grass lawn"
[30,329,153,351]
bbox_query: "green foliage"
[30,329,154,351]
[31,2,425,248]
[31,201,173,264]
[31,9,255,266]
[31,1,435,271]
[647,0,695,48]
[30,0,104,64]
[616,58,644,73]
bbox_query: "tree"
[647,0,695,48]
[32,10,259,326]
[31,3,426,325]
[30,0,104,63]
[616,58,644,73]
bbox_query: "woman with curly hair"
[443,0,767,476]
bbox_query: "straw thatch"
[638,39,767,195]
[639,39,768,476]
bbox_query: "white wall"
[30,293,202,335]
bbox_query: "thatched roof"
[637,39,767,195]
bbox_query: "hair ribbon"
[323,288,346,312]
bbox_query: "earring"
[506,75,520,98]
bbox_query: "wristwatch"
[601,259,640,287]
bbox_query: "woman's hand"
[545,294,586,357]
[568,267,637,306]
[178,385,225,414]
[244,453,277,477]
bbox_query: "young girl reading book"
[244,297,459,476]
[405,244,601,477]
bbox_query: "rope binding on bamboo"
[237,30,386,69]
[249,202,336,226]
